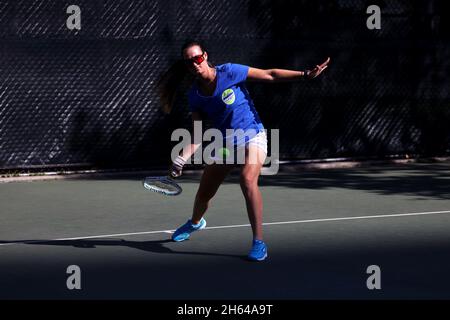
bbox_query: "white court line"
[1,210,450,247]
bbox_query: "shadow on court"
[67,162,450,200]
[1,234,450,299]
[0,239,244,260]
[257,164,450,200]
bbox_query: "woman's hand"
[306,57,330,79]
[170,155,186,178]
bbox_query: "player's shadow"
[0,239,247,260]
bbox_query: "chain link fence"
[0,0,449,172]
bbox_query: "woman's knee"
[240,172,258,191]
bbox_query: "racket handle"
[170,169,181,178]
[171,155,186,178]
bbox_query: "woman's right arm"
[181,111,203,159]
[170,112,203,177]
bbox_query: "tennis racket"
[142,175,182,196]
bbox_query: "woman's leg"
[172,163,233,242]
[239,145,266,240]
[191,163,234,224]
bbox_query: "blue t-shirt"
[188,63,264,145]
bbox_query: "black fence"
[0,0,449,171]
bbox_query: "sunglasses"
[184,53,205,66]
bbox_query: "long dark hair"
[157,40,210,114]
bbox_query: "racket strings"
[143,177,182,196]
[153,180,177,191]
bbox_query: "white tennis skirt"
[209,130,268,163]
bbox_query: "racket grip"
[170,169,180,178]
[171,155,186,178]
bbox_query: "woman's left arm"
[247,57,330,83]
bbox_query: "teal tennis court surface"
[1,161,449,299]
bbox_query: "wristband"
[304,70,310,79]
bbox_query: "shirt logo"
[221,89,235,105]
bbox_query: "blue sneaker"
[248,239,268,261]
[171,218,207,242]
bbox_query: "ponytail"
[157,59,188,114]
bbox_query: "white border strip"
[1,210,450,246]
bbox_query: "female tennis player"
[160,40,330,261]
